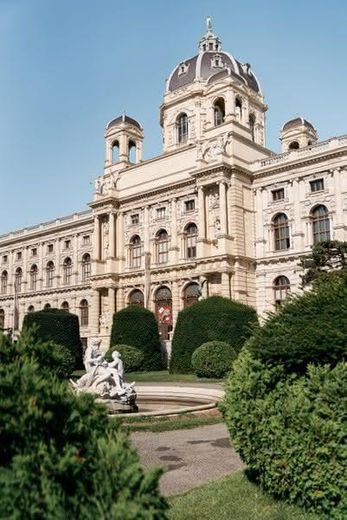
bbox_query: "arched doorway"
[129,289,144,307]
[154,286,172,341]
[183,282,200,308]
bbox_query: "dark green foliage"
[23,308,82,368]
[110,306,164,371]
[0,334,168,519]
[0,327,75,378]
[106,344,145,372]
[191,341,236,378]
[222,349,347,518]
[170,296,257,373]
[300,240,347,287]
[248,272,347,373]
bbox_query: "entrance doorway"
[154,286,172,340]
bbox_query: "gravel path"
[131,423,244,496]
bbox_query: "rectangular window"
[64,240,71,249]
[185,199,195,212]
[2,255,8,263]
[156,207,166,219]
[83,235,90,245]
[272,188,285,201]
[310,178,324,192]
[131,214,139,225]
[16,252,22,260]
[31,248,37,257]
[47,244,54,253]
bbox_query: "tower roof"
[281,117,315,132]
[106,114,142,131]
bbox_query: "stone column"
[144,206,150,253]
[333,168,344,239]
[90,289,100,335]
[116,211,124,269]
[219,181,228,235]
[292,179,303,250]
[109,212,115,258]
[108,287,116,319]
[73,234,78,284]
[136,141,143,163]
[93,215,101,262]
[198,186,206,239]
[169,198,178,263]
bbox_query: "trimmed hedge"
[170,296,257,373]
[23,308,82,368]
[0,335,168,518]
[105,344,145,373]
[191,341,236,378]
[110,306,164,371]
[248,271,347,373]
[222,349,347,518]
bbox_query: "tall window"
[82,253,91,281]
[185,223,198,259]
[235,97,242,122]
[61,301,69,312]
[273,213,290,251]
[112,140,119,163]
[311,205,330,244]
[0,309,4,330]
[130,235,142,268]
[273,276,290,308]
[213,98,225,126]
[249,113,256,141]
[63,257,72,285]
[46,261,54,288]
[1,271,8,295]
[15,268,22,293]
[30,264,38,291]
[80,299,89,326]
[177,113,188,144]
[156,229,169,264]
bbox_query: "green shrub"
[110,306,164,371]
[105,344,145,372]
[248,272,347,373]
[191,341,236,378]
[170,296,257,373]
[23,308,82,369]
[222,349,347,518]
[0,334,168,519]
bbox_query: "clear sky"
[0,0,346,234]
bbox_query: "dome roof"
[166,20,261,94]
[106,114,142,131]
[281,117,315,132]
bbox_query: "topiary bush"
[110,306,164,371]
[248,271,347,373]
[0,333,168,519]
[191,341,237,378]
[105,344,145,373]
[170,296,257,373]
[23,308,82,369]
[222,349,347,518]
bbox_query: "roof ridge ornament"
[198,16,222,53]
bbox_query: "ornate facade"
[0,21,346,350]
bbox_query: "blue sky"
[0,0,346,234]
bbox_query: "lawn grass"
[121,413,223,432]
[168,471,322,520]
[71,369,224,384]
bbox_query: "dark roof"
[167,51,261,93]
[106,114,142,130]
[282,117,315,132]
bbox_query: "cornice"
[0,283,92,301]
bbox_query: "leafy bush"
[170,296,257,373]
[191,341,236,378]
[0,334,168,519]
[23,308,82,369]
[105,344,145,372]
[248,272,347,373]
[222,349,346,518]
[0,327,75,378]
[110,306,164,371]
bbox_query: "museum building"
[0,21,346,350]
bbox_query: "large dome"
[167,19,261,94]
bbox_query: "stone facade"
[0,22,346,349]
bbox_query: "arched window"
[129,289,144,307]
[44,303,51,310]
[1,271,8,295]
[82,253,91,281]
[249,113,256,141]
[112,140,119,163]
[183,282,200,308]
[177,113,188,144]
[235,97,242,122]
[15,268,22,293]
[80,299,89,326]
[311,205,330,244]
[154,286,173,340]
[128,140,136,163]
[30,264,38,291]
[289,141,299,150]
[61,301,69,312]
[156,229,169,264]
[273,276,290,308]
[213,98,225,126]
[27,305,35,313]
[130,235,142,268]
[0,309,4,330]
[185,223,198,259]
[46,261,54,288]
[273,213,290,251]
[63,257,72,285]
